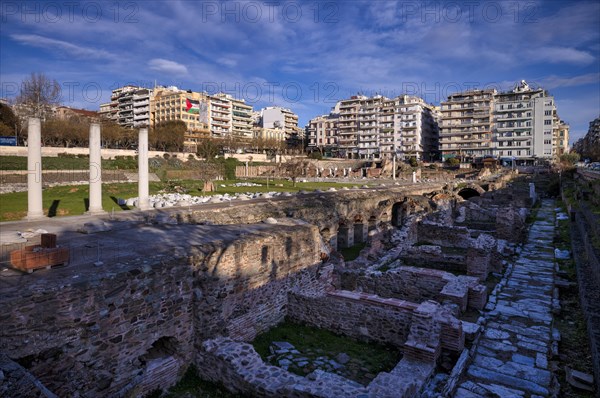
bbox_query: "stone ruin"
[0,174,535,397]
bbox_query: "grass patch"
[0,155,138,170]
[339,242,367,261]
[252,320,401,385]
[0,182,165,221]
[0,178,375,221]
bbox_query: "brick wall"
[288,290,417,347]
[191,224,323,342]
[0,259,195,397]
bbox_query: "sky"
[1,0,599,143]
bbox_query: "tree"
[17,73,61,118]
[150,120,186,152]
[197,137,224,159]
[560,152,580,166]
[0,103,19,136]
[282,158,312,187]
[41,118,87,147]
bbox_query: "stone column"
[25,117,44,220]
[87,123,106,214]
[137,128,150,210]
[412,171,417,183]
[392,156,396,180]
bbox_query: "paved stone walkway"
[456,200,558,397]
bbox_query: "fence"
[0,239,133,275]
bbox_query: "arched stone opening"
[353,215,366,244]
[391,202,404,227]
[337,221,353,249]
[136,336,184,396]
[458,188,481,200]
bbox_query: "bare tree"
[282,158,312,187]
[17,73,61,118]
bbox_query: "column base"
[85,209,107,216]
[23,212,46,221]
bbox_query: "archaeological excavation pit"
[1,173,573,398]
[251,320,402,385]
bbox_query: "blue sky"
[1,0,599,143]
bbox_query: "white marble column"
[25,117,44,220]
[412,171,417,183]
[137,128,150,210]
[392,156,396,180]
[87,123,106,214]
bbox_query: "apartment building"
[493,81,558,161]
[132,88,152,128]
[440,88,496,161]
[98,85,151,128]
[308,94,439,160]
[150,86,210,149]
[253,125,288,142]
[260,106,301,138]
[554,119,570,158]
[390,95,439,161]
[307,113,339,153]
[336,96,362,158]
[208,93,233,138]
[230,96,253,140]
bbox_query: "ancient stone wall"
[288,290,417,347]
[0,258,195,397]
[346,267,487,312]
[416,222,472,248]
[196,337,435,398]
[190,224,324,343]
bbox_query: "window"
[544,110,552,116]
[544,120,551,125]
[544,139,551,145]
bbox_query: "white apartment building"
[208,93,233,138]
[308,94,439,160]
[494,81,557,161]
[230,97,253,140]
[99,85,151,128]
[260,106,301,138]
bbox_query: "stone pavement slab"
[456,200,558,397]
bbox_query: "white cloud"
[10,34,114,59]
[532,46,595,65]
[148,59,188,75]
[216,57,237,68]
[539,73,600,89]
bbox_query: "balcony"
[133,113,148,120]
[134,106,149,114]
[133,100,149,107]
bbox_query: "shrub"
[308,151,323,160]
[445,157,460,167]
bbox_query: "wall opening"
[392,203,403,227]
[458,188,481,200]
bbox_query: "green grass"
[0,155,138,170]
[0,178,375,221]
[252,320,401,385]
[0,182,168,221]
[339,242,367,261]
